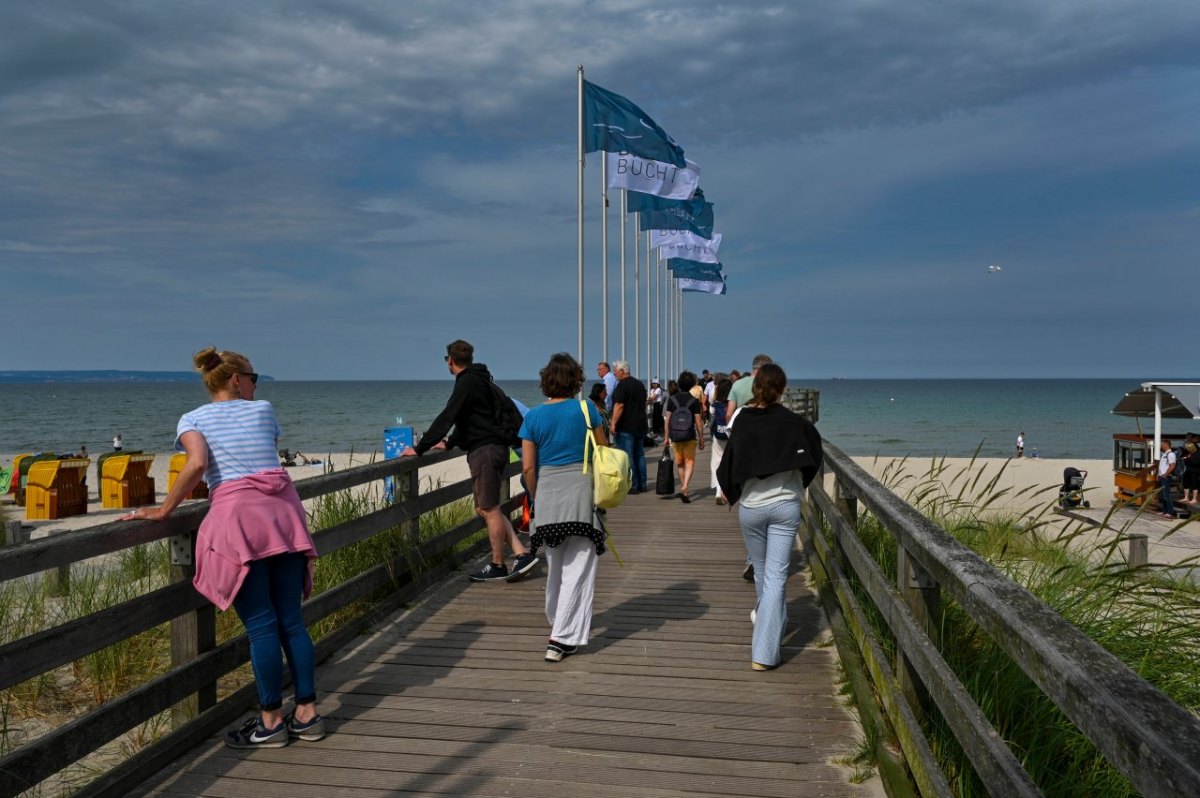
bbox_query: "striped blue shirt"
[176,400,282,488]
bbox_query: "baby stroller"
[1059,467,1090,509]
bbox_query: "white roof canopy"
[1111,383,1200,420]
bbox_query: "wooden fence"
[0,451,519,798]
[802,442,1200,797]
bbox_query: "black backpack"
[666,394,696,442]
[711,400,729,441]
[488,381,523,448]
[1173,447,1187,480]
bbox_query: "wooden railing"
[802,442,1200,798]
[0,451,521,798]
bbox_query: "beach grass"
[842,454,1200,797]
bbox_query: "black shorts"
[467,443,509,510]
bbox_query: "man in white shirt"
[1157,439,1178,518]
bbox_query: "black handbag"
[655,445,675,495]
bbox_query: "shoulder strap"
[580,400,595,475]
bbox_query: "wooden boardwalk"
[133,448,870,798]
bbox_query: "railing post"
[401,465,421,548]
[896,544,940,718]
[3,519,24,546]
[169,531,216,728]
[831,473,857,576]
[42,528,71,596]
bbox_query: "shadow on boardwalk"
[133,449,872,798]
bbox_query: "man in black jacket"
[403,340,538,582]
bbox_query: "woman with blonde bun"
[122,347,323,748]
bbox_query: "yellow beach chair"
[25,458,90,520]
[167,453,209,500]
[100,452,156,509]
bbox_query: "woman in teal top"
[519,353,609,662]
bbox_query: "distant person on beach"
[1156,438,1178,519]
[78,444,88,459]
[1016,432,1025,458]
[112,434,123,452]
[401,339,538,583]
[121,347,324,748]
[717,363,823,671]
[664,371,705,503]
[519,353,610,662]
[596,362,618,414]
[1181,441,1200,505]
[609,360,648,494]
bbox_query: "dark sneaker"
[742,562,755,582]
[225,717,288,749]
[468,562,509,582]
[679,493,691,504]
[286,712,326,742]
[506,552,540,582]
[545,640,577,662]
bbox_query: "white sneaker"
[750,609,757,625]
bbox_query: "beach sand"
[0,451,477,540]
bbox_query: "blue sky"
[2,1,1198,380]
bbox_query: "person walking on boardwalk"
[727,354,772,416]
[596,361,618,414]
[121,347,324,748]
[647,378,664,438]
[401,339,538,583]
[609,360,648,494]
[709,376,733,505]
[519,353,610,662]
[717,363,823,671]
[663,370,705,503]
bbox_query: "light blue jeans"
[739,498,801,667]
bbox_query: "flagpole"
[654,250,661,386]
[632,206,639,379]
[619,189,626,361]
[678,281,684,373]
[576,66,585,372]
[646,229,652,383]
[601,153,609,363]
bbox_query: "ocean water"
[0,379,1187,460]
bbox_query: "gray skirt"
[530,463,607,556]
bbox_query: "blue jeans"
[231,552,316,711]
[739,498,801,667]
[614,431,647,491]
[1159,477,1176,516]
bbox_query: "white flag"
[649,229,721,253]
[607,152,701,200]
[653,231,722,264]
[678,274,727,295]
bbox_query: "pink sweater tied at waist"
[193,468,317,611]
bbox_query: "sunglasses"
[240,372,259,385]
[444,355,451,362]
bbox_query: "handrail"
[804,442,1200,798]
[0,449,516,798]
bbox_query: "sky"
[2,1,1198,380]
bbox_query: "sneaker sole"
[289,730,327,742]
[506,556,540,582]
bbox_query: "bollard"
[42,529,71,596]
[1127,533,1149,571]
[4,519,25,546]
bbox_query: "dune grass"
[841,452,1200,797]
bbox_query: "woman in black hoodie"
[716,363,823,670]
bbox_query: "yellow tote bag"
[580,401,631,509]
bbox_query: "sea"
[2,378,1187,462]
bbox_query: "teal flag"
[584,80,686,168]
[642,199,714,239]
[679,274,727,295]
[668,258,724,279]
